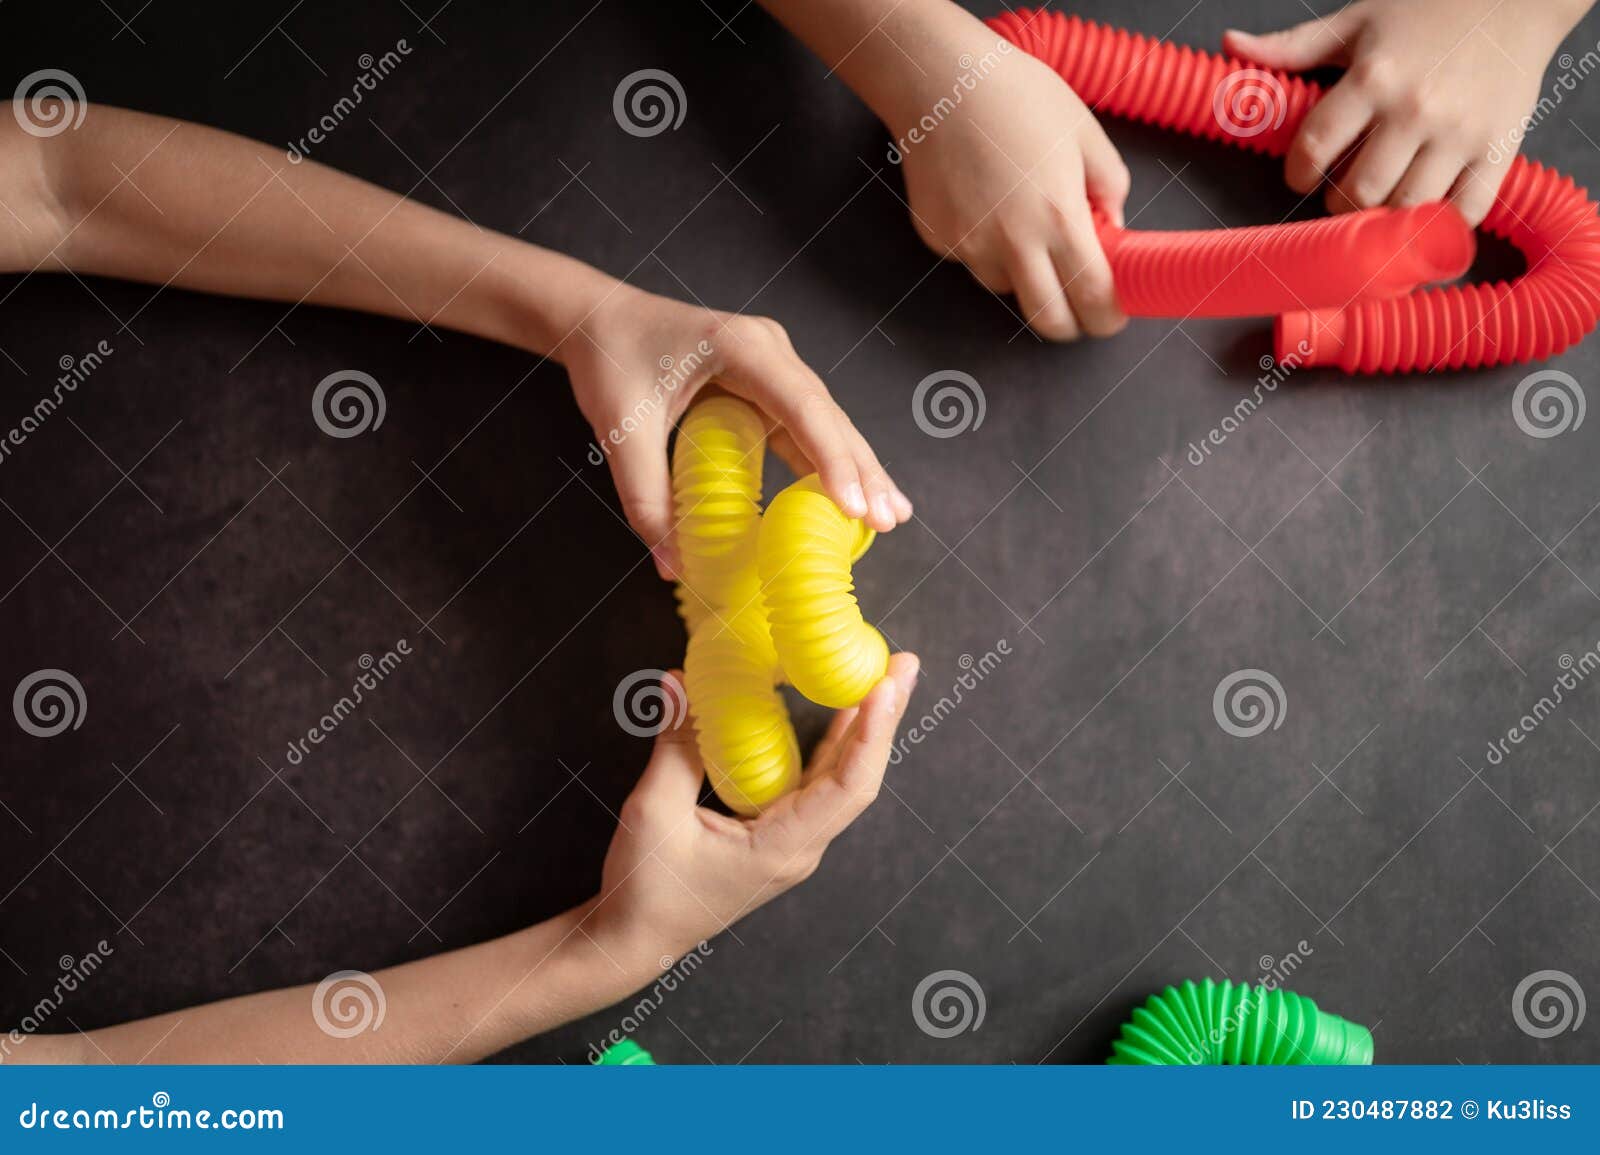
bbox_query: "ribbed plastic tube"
[1099,202,1473,318]
[682,603,801,815]
[989,7,1600,371]
[758,475,889,710]
[672,396,766,633]
[670,399,888,814]
[1108,979,1374,1065]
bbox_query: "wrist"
[476,242,621,361]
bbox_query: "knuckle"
[1392,86,1430,125]
[1345,179,1382,209]
[618,792,655,831]
[1350,54,1395,93]
[779,854,822,887]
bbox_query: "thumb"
[1223,10,1358,71]
[631,671,704,812]
[1081,119,1131,229]
[605,428,678,580]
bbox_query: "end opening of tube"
[1405,201,1476,284]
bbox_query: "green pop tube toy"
[592,1039,656,1066]
[1108,979,1374,1065]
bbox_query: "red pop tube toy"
[989,8,1600,372]
[1097,201,1473,318]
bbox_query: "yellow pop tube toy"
[670,396,889,815]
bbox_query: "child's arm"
[756,0,1129,342]
[1225,0,1597,225]
[9,659,917,1064]
[0,106,909,574]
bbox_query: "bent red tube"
[1099,202,1473,318]
[990,8,1600,372]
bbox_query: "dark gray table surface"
[3,0,1599,1065]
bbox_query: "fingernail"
[871,493,894,530]
[842,482,867,517]
[651,546,678,580]
[895,656,920,703]
[890,488,913,520]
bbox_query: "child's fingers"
[1053,205,1125,339]
[1448,161,1504,230]
[960,246,1014,295]
[1285,82,1373,194]
[631,671,703,813]
[764,425,814,479]
[718,334,904,531]
[1081,121,1131,227]
[801,702,863,786]
[1329,124,1420,212]
[1390,143,1462,209]
[605,426,678,579]
[1222,11,1358,73]
[793,653,919,846]
[1007,242,1080,342]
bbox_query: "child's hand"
[1224,0,1590,226]
[896,51,1130,341]
[589,656,918,969]
[565,285,911,580]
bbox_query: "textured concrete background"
[3,0,1599,1064]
